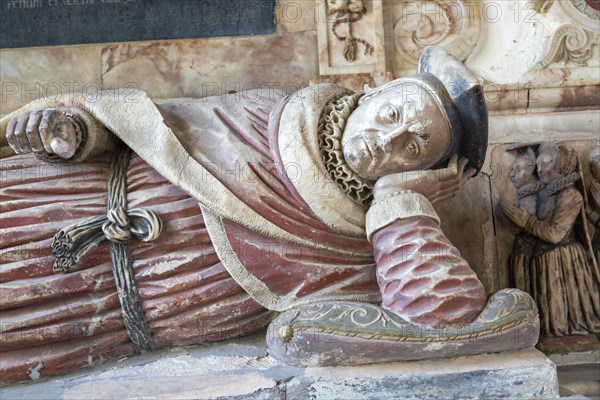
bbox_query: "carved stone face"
[510,156,535,188]
[536,151,560,184]
[341,83,452,181]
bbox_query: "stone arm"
[503,189,582,245]
[3,107,115,162]
[367,157,487,325]
[367,193,487,325]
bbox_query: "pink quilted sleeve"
[372,216,487,325]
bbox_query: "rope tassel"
[50,142,160,352]
[51,207,163,272]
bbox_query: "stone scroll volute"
[391,0,481,74]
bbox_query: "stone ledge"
[0,334,560,400]
[287,349,559,400]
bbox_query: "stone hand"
[373,155,475,204]
[500,200,530,229]
[6,109,80,159]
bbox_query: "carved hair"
[515,147,536,174]
[538,141,560,164]
[538,142,577,176]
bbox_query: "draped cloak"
[0,86,381,384]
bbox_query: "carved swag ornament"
[327,0,374,61]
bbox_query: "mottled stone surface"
[310,71,394,93]
[0,45,103,115]
[276,0,316,33]
[101,31,318,100]
[557,364,600,399]
[287,349,559,400]
[63,374,281,400]
[0,334,561,400]
[0,31,320,117]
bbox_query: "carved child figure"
[0,47,538,384]
[506,147,541,293]
[587,146,600,263]
[502,143,600,336]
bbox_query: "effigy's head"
[590,145,600,181]
[341,46,488,181]
[537,142,563,184]
[510,147,537,188]
[342,77,457,180]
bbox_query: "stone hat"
[418,46,489,174]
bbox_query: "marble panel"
[101,32,318,100]
[275,0,317,33]
[316,0,387,75]
[526,83,600,113]
[63,374,280,400]
[484,83,531,114]
[472,81,599,114]
[0,44,103,116]
[487,109,600,146]
[288,349,559,400]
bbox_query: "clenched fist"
[6,109,81,159]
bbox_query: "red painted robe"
[0,87,380,385]
[0,85,486,385]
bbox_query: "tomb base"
[0,335,560,400]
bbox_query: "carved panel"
[537,0,599,68]
[316,0,387,75]
[490,139,600,338]
[315,0,481,78]
[390,0,481,74]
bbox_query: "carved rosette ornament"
[392,0,481,71]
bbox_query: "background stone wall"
[0,1,319,115]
